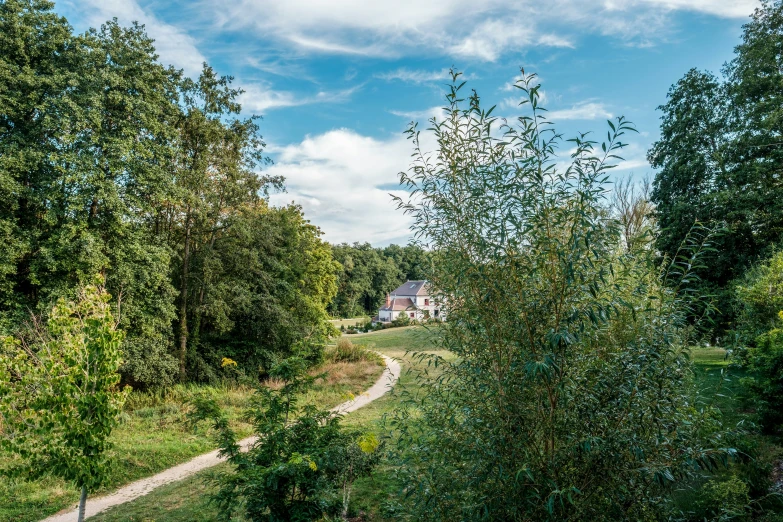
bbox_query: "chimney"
[386,293,391,307]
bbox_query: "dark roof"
[390,280,430,297]
[379,297,416,311]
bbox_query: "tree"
[649,2,783,334]
[0,279,129,522]
[192,203,339,379]
[610,176,655,254]
[390,69,730,520]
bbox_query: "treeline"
[0,0,338,388]
[649,1,783,339]
[329,243,430,318]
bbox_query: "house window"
[434,309,439,317]
[424,299,429,306]
[409,312,415,318]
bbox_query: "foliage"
[391,311,411,327]
[649,1,783,335]
[735,250,783,343]
[189,357,381,521]
[328,338,384,365]
[0,0,336,386]
[740,314,783,435]
[389,68,731,521]
[0,279,129,520]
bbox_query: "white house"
[377,280,442,323]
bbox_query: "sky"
[57,0,759,246]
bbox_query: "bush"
[391,312,411,327]
[694,475,752,521]
[120,337,178,389]
[735,250,783,344]
[189,357,382,521]
[329,338,384,366]
[741,314,783,435]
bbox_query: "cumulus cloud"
[75,0,206,76]
[266,130,415,245]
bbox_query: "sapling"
[0,279,129,522]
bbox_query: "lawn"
[328,317,370,329]
[0,358,384,522]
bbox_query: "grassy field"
[0,358,384,522]
[16,334,770,522]
[329,317,370,329]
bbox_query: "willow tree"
[390,70,730,521]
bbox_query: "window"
[424,299,429,306]
[410,312,415,318]
[434,309,439,317]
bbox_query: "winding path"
[42,354,401,522]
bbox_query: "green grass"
[0,358,384,522]
[329,317,370,328]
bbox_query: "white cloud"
[389,106,449,121]
[239,84,361,112]
[376,68,455,83]
[75,0,206,76]
[200,0,759,61]
[547,101,613,120]
[267,129,414,244]
[636,0,758,18]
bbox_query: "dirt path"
[41,354,401,522]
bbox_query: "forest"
[1,0,783,521]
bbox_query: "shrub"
[330,338,383,365]
[189,357,381,521]
[735,250,783,344]
[694,475,752,521]
[389,68,731,521]
[741,313,783,434]
[391,312,411,327]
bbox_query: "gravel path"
[41,354,401,522]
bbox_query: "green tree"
[0,2,181,386]
[649,2,783,334]
[191,203,338,380]
[0,280,129,522]
[390,69,730,521]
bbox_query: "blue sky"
[58,0,757,246]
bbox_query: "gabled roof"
[390,280,430,297]
[379,297,416,311]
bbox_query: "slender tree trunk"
[178,215,191,382]
[77,485,87,522]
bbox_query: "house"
[377,280,442,323]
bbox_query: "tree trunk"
[178,216,191,382]
[77,485,87,522]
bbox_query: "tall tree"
[649,2,783,333]
[167,65,280,381]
